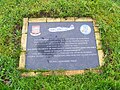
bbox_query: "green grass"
[0,0,120,89]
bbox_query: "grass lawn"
[0,0,120,90]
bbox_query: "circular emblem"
[80,25,91,35]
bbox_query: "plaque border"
[18,18,28,69]
[18,17,104,76]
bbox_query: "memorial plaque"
[24,21,100,70]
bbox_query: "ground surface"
[0,0,120,90]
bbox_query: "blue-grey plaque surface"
[26,22,99,70]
